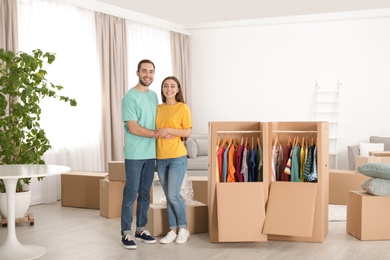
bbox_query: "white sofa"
[184,134,208,176]
[347,136,390,170]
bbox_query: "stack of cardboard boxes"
[61,171,108,209]
[329,169,370,205]
[346,152,390,241]
[101,161,208,236]
[99,161,127,218]
[146,174,208,236]
[61,162,209,235]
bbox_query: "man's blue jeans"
[156,156,187,230]
[121,159,155,235]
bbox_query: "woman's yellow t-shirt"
[156,102,192,159]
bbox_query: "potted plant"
[0,48,77,217]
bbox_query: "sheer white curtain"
[17,1,173,205]
[126,21,172,100]
[18,0,102,204]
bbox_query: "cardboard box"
[189,176,208,205]
[146,201,208,236]
[100,178,125,218]
[61,171,108,209]
[100,179,154,218]
[347,190,390,240]
[108,161,125,182]
[355,156,390,169]
[369,151,390,157]
[329,169,370,205]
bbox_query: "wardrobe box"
[329,169,370,205]
[355,156,390,169]
[189,176,208,205]
[61,171,108,209]
[347,190,390,240]
[108,161,125,182]
[208,121,329,243]
[100,178,154,218]
[146,201,208,236]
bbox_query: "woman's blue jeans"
[156,156,188,230]
[121,159,155,235]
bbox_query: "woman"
[153,76,192,244]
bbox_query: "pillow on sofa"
[185,138,198,159]
[359,142,384,156]
[196,139,208,156]
[370,136,390,151]
[356,162,390,180]
[361,178,390,196]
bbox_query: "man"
[121,59,158,249]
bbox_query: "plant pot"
[0,190,31,219]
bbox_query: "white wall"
[188,10,390,170]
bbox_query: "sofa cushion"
[359,142,384,156]
[187,156,208,170]
[185,138,198,159]
[361,178,390,196]
[370,136,390,151]
[356,162,390,180]
[196,139,208,156]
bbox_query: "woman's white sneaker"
[160,230,177,244]
[176,228,190,244]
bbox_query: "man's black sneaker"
[122,234,137,249]
[135,230,156,244]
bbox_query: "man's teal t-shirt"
[122,87,158,160]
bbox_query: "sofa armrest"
[347,145,359,170]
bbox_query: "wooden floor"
[1,194,390,259]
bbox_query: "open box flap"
[263,181,317,237]
[216,182,267,242]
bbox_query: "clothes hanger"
[274,135,279,147]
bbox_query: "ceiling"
[96,0,390,26]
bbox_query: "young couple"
[121,59,192,249]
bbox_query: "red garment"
[217,145,225,182]
[236,144,244,182]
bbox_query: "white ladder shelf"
[314,80,341,169]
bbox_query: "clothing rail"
[272,130,317,133]
[216,130,262,134]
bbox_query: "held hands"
[154,128,175,139]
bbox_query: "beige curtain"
[0,0,18,51]
[170,31,191,108]
[95,12,128,169]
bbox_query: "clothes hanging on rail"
[271,142,283,181]
[290,144,301,182]
[299,140,307,182]
[236,143,244,182]
[222,145,230,182]
[256,142,263,182]
[272,135,317,183]
[302,144,318,182]
[241,146,249,182]
[216,134,263,183]
[227,142,237,182]
[280,142,292,181]
[217,144,225,182]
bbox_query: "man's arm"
[127,120,156,138]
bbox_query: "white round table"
[0,164,71,260]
